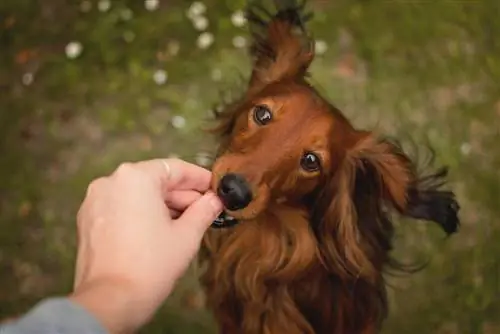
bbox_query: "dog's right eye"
[300,152,321,172]
[253,105,273,125]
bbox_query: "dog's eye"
[253,105,272,125]
[300,152,321,172]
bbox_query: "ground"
[1,0,499,333]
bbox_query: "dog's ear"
[312,132,460,281]
[245,2,314,93]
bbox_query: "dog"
[198,1,460,333]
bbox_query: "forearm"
[68,277,155,334]
[1,279,158,334]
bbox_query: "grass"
[0,0,499,333]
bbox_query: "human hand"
[69,158,223,333]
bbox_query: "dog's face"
[211,81,352,221]
[203,4,460,334]
[208,3,458,254]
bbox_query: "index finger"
[133,158,212,193]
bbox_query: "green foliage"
[1,0,499,333]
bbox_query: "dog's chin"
[210,206,264,229]
[211,210,240,229]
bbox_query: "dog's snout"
[217,173,253,211]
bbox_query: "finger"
[132,158,213,193]
[85,176,108,198]
[165,190,203,212]
[173,191,223,238]
[162,158,213,191]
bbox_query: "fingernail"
[207,192,223,213]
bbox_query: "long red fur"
[198,3,459,334]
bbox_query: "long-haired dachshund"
[199,1,460,333]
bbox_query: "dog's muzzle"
[210,173,253,229]
[217,173,253,210]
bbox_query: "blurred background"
[1,0,499,333]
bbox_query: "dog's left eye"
[300,152,321,172]
[253,105,272,125]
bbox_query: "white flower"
[193,16,209,31]
[22,73,34,86]
[211,68,222,82]
[460,142,471,155]
[171,115,186,129]
[167,40,180,56]
[315,40,328,55]
[195,152,212,167]
[120,8,133,21]
[187,2,206,19]
[97,0,111,12]
[232,35,246,48]
[153,69,168,85]
[145,0,160,11]
[196,32,214,49]
[123,31,135,43]
[65,41,83,59]
[231,10,247,27]
[80,1,92,13]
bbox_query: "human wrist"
[69,278,155,333]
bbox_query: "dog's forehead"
[256,82,323,108]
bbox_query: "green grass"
[1,0,499,333]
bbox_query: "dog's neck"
[206,202,320,283]
[201,203,330,334]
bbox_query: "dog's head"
[210,3,341,221]
[211,80,355,221]
[209,2,460,279]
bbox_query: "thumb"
[173,191,223,238]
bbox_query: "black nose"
[217,173,253,211]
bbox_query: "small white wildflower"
[211,68,222,82]
[193,16,209,31]
[460,142,471,156]
[80,1,92,13]
[315,40,328,55]
[123,31,135,43]
[231,10,247,27]
[187,2,206,19]
[167,40,180,56]
[153,69,168,85]
[145,0,160,11]
[120,8,133,21]
[195,152,212,167]
[97,0,111,12]
[232,35,247,49]
[171,115,186,129]
[196,32,214,49]
[22,73,34,86]
[65,41,83,59]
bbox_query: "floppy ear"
[312,132,460,281]
[245,1,314,93]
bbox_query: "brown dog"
[199,1,460,333]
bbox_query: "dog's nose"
[217,173,253,211]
